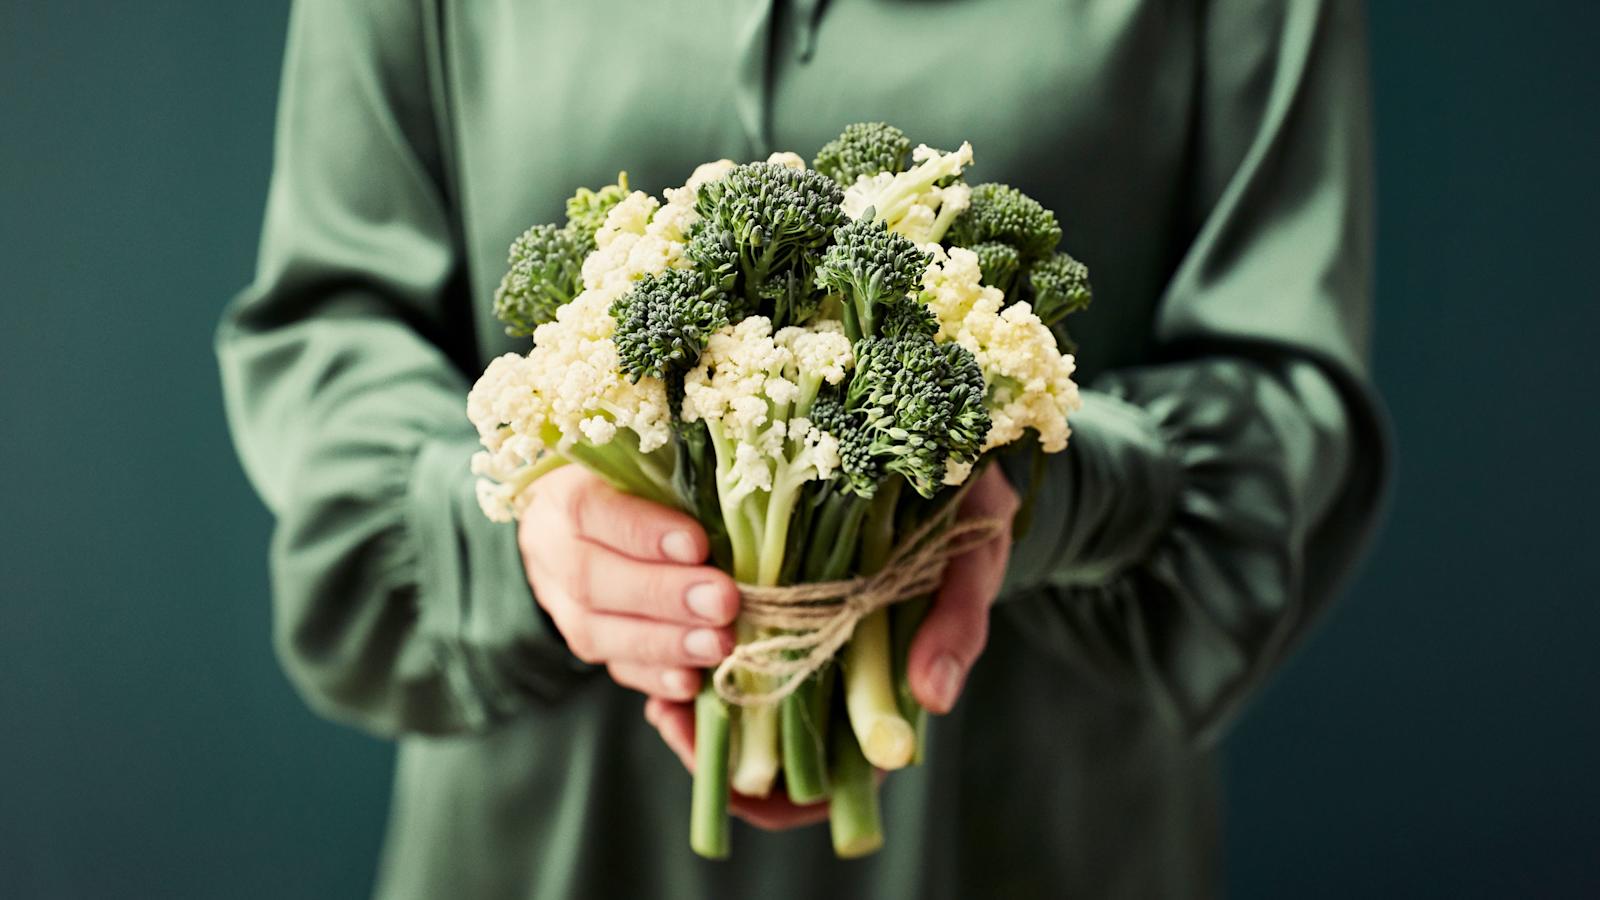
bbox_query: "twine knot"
[710,488,1007,707]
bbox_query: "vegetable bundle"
[467,123,1092,858]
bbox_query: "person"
[217,1,1388,897]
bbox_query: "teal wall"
[2,3,1594,897]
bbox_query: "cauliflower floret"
[918,246,1081,454]
[764,151,807,170]
[580,190,694,293]
[684,158,737,192]
[465,287,673,518]
[842,142,974,243]
[682,317,853,504]
[958,296,1080,452]
[777,320,854,386]
[919,245,997,341]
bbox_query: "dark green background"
[3,3,1595,897]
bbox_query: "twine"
[710,481,1008,708]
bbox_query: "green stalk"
[563,437,679,510]
[781,486,866,801]
[729,620,781,797]
[781,665,831,804]
[841,299,864,345]
[757,478,802,587]
[507,451,570,491]
[812,493,870,582]
[689,422,762,851]
[690,680,731,859]
[705,428,779,798]
[778,484,847,805]
[828,675,883,859]
[843,480,915,770]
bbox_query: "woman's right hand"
[518,465,740,702]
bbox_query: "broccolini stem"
[843,479,915,770]
[780,662,831,804]
[690,681,731,859]
[731,601,782,797]
[562,440,678,510]
[861,477,902,571]
[502,451,570,496]
[841,298,863,345]
[780,483,854,804]
[808,491,869,583]
[828,676,884,859]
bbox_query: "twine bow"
[710,482,1008,707]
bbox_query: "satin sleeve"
[999,0,1390,746]
[216,0,588,737]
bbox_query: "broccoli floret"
[1027,250,1093,326]
[945,183,1063,263]
[813,122,913,186]
[935,341,991,465]
[970,241,1023,301]
[809,391,883,498]
[876,294,939,339]
[691,162,845,325]
[831,332,992,498]
[493,224,587,336]
[686,224,740,294]
[611,268,731,381]
[813,216,932,342]
[563,172,631,249]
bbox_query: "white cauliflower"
[764,151,807,170]
[841,142,974,243]
[682,317,847,508]
[580,159,735,294]
[465,287,675,520]
[919,245,1081,456]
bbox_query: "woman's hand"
[643,464,1019,831]
[905,463,1019,714]
[518,465,741,702]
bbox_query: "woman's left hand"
[643,464,1019,831]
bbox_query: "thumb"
[907,541,999,714]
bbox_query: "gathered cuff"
[1000,388,1184,597]
[407,431,594,725]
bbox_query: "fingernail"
[931,654,963,712]
[685,628,723,661]
[662,669,695,696]
[662,531,700,563]
[685,583,726,622]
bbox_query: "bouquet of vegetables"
[467,123,1092,858]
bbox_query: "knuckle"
[648,626,690,666]
[565,618,601,664]
[564,477,594,536]
[621,515,659,557]
[529,577,558,616]
[606,663,638,692]
[643,566,686,617]
[567,544,596,607]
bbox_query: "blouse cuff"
[999,388,1183,597]
[407,432,592,724]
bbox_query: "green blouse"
[218,1,1388,897]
